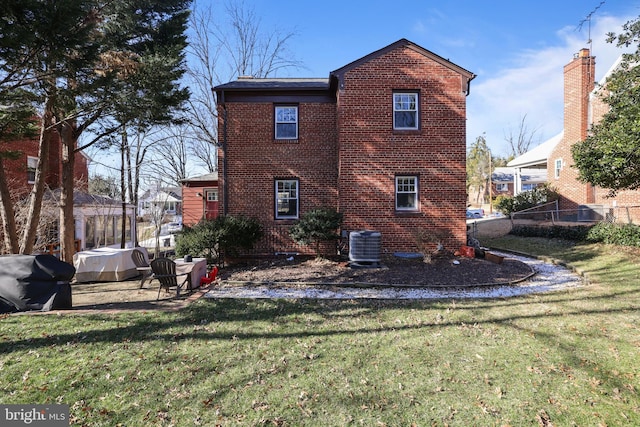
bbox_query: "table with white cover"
[73,247,146,283]
[174,257,207,290]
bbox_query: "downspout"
[220,90,229,216]
[465,74,476,96]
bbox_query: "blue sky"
[204,0,639,157]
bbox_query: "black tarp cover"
[0,254,75,313]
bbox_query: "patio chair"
[131,249,153,288]
[150,257,190,300]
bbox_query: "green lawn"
[1,237,639,426]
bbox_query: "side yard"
[0,225,638,425]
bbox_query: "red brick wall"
[549,50,596,211]
[1,128,89,199]
[337,46,468,252]
[219,102,338,254]
[217,44,470,255]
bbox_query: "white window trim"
[393,92,419,130]
[275,179,299,219]
[27,156,38,184]
[206,189,218,201]
[555,158,563,179]
[275,105,298,139]
[496,183,509,192]
[395,175,419,211]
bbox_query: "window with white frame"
[395,175,419,211]
[275,179,299,219]
[522,183,536,191]
[496,183,509,192]
[555,159,563,179]
[206,189,218,201]
[275,105,298,139]
[27,156,38,183]
[393,92,419,130]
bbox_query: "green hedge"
[510,224,592,241]
[586,222,640,247]
[510,222,640,248]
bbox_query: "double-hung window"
[554,159,563,179]
[275,179,299,219]
[275,105,298,139]
[395,175,419,211]
[393,92,419,130]
[27,156,38,183]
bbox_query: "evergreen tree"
[0,0,191,259]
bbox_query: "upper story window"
[275,105,298,139]
[275,179,299,219]
[27,156,38,183]
[393,92,419,130]
[554,159,563,179]
[395,175,419,211]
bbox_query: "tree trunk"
[19,107,53,254]
[120,127,127,248]
[125,133,136,246]
[0,158,19,253]
[59,120,76,263]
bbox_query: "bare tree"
[144,126,190,186]
[504,114,541,157]
[185,0,303,172]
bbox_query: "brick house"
[1,126,137,254]
[549,48,640,221]
[1,129,88,197]
[214,39,475,256]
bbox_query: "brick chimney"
[563,48,595,143]
[552,48,597,205]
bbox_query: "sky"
[201,0,640,158]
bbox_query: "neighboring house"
[0,126,124,253]
[491,167,546,197]
[138,186,182,219]
[507,132,563,195]
[467,166,546,205]
[1,128,89,197]
[548,48,640,221]
[181,172,219,226]
[214,39,475,255]
[511,48,639,221]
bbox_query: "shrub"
[289,208,343,257]
[494,194,515,215]
[510,224,592,241]
[496,184,559,215]
[175,215,262,265]
[586,222,640,247]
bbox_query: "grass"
[1,236,639,426]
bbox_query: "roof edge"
[331,38,475,80]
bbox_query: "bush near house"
[496,184,559,215]
[586,222,640,247]
[510,224,592,241]
[175,215,262,265]
[510,221,640,248]
[289,208,343,257]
